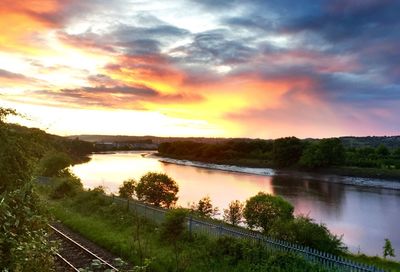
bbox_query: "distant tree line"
[158,137,400,170]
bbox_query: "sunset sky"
[1,0,399,138]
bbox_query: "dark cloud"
[171,30,257,65]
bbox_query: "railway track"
[49,224,119,271]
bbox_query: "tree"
[191,196,218,217]
[243,192,294,233]
[118,179,137,199]
[272,137,303,167]
[37,152,72,177]
[223,200,244,226]
[135,172,179,208]
[383,238,395,259]
[376,144,390,157]
[300,138,345,168]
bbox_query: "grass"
[42,187,335,272]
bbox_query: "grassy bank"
[41,187,337,272]
[38,183,400,271]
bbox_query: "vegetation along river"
[71,151,400,259]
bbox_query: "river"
[71,151,400,259]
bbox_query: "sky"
[0,0,399,138]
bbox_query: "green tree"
[272,137,303,167]
[376,144,390,157]
[191,196,218,217]
[243,192,294,233]
[37,152,72,177]
[135,172,179,208]
[223,200,244,226]
[118,179,137,199]
[383,238,396,259]
[300,138,344,168]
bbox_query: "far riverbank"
[155,153,400,190]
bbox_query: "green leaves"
[243,192,294,233]
[135,172,179,208]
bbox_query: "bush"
[0,184,55,271]
[268,216,345,254]
[160,208,188,243]
[37,152,72,177]
[51,176,83,199]
[243,192,294,233]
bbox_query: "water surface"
[71,151,400,259]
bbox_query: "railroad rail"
[49,224,119,271]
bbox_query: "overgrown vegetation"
[40,180,400,271]
[0,107,94,271]
[41,185,336,272]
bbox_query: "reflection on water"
[71,151,400,259]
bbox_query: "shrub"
[0,185,55,271]
[51,176,83,199]
[268,216,346,254]
[37,152,72,177]
[243,192,294,233]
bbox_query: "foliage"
[300,138,345,168]
[37,152,72,177]
[46,188,340,272]
[383,238,395,259]
[0,184,56,271]
[272,137,303,167]
[51,175,83,199]
[268,216,345,254]
[160,208,188,243]
[119,178,137,199]
[0,125,32,192]
[243,192,294,233]
[191,196,218,217]
[135,172,179,208]
[223,200,243,226]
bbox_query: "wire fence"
[110,195,385,272]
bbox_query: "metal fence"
[110,196,384,272]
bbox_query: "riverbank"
[156,154,400,190]
[41,188,332,271]
[37,181,400,272]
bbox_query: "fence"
[110,196,384,272]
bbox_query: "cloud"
[2,0,400,137]
[171,30,257,66]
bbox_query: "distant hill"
[67,135,233,144]
[68,134,400,149]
